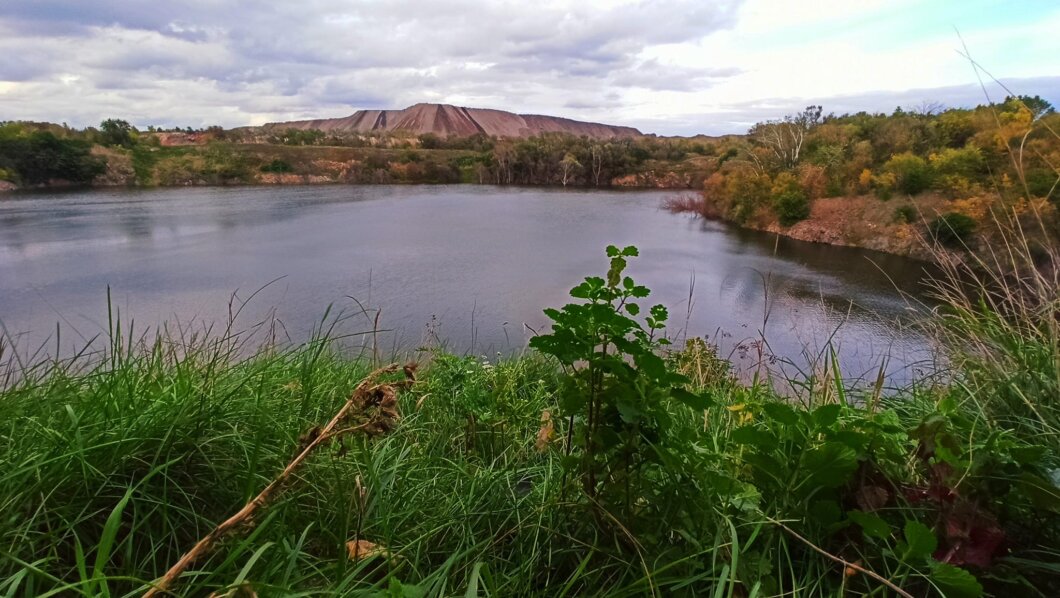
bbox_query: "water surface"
[0,185,939,384]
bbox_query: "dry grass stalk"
[766,516,913,598]
[143,363,407,597]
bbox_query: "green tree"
[1003,95,1055,121]
[99,119,137,148]
[560,152,582,187]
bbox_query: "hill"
[262,103,642,139]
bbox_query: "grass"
[1,308,1057,596]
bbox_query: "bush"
[0,131,106,184]
[884,152,933,195]
[928,212,977,247]
[929,145,986,178]
[707,165,771,225]
[893,204,917,223]
[1026,168,1059,200]
[771,173,811,226]
[259,158,294,173]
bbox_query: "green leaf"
[93,486,135,589]
[847,510,891,540]
[808,500,842,526]
[762,402,799,427]
[744,452,787,483]
[731,425,776,449]
[800,443,857,489]
[672,387,714,410]
[621,245,639,257]
[606,245,621,257]
[625,303,640,316]
[937,397,958,415]
[560,455,580,471]
[1009,445,1047,465]
[616,396,645,423]
[812,403,842,428]
[1015,472,1060,513]
[903,520,937,561]
[830,430,870,452]
[464,562,486,598]
[649,304,669,322]
[929,562,983,598]
[607,257,627,287]
[569,282,593,298]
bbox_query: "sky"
[1,0,1058,136]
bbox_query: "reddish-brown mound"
[265,103,641,139]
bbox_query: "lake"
[0,185,940,386]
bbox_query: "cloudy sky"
[1,0,1058,135]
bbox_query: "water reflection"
[0,185,940,386]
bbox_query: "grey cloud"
[610,60,742,91]
[8,0,1053,137]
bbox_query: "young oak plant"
[529,245,712,515]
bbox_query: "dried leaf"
[403,362,418,381]
[346,539,388,561]
[535,410,556,452]
[855,485,890,512]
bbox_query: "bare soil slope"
[265,103,641,139]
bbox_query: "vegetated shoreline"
[5,92,1057,262]
[0,172,992,261]
[1,238,1057,597]
[670,191,964,262]
[0,170,1038,264]
[0,171,937,261]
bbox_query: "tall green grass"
[924,195,1059,453]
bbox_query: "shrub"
[0,131,106,184]
[529,245,711,514]
[893,204,917,224]
[259,158,294,173]
[398,150,422,163]
[928,212,977,247]
[709,165,770,224]
[858,168,873,192]
[930,146,987,197]
[929,145,986,178]
[771,172,811,226]
[1026,168,1059,200]
[884,152,933,195]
